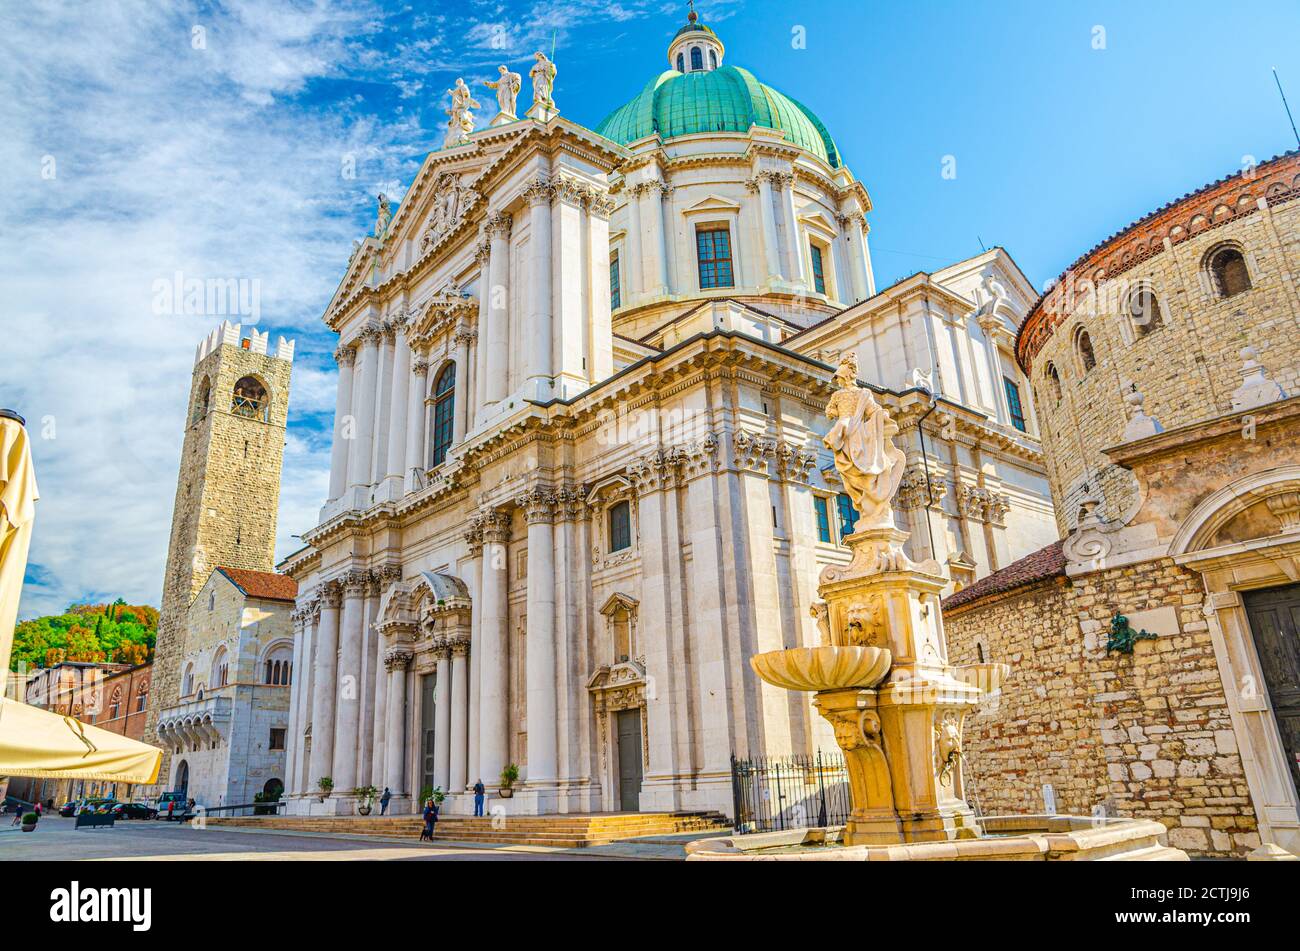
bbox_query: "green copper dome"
[594,65,842,169]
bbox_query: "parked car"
[58,800,80,817]
[112,802,158,820]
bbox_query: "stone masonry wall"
[947,557,1261,857]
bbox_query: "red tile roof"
[217,567,299,602]
[941,540,1065,612]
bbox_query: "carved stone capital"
[485,212,513,240]
[319,581,342,609]
[342,569,371,597]
[384,648,413,672]
[519,486,557,524]
[733,429,777,474]
[480,507,511,544]
[334,345,356,367]
[776,442,818,484]
[522,176,554,207]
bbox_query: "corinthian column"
[521,488,557,802]
[347,327,379,495]
[775,171,804,286]
[404,358,428,494]
[477,509,510,787]
[382,316,412,501]
[449,638,469,793]
[331,571,367,795]
[383,647,413,809]
[524,177,554,401]
[473,241,491,421]
[452,328,473,442]
[370,324,394,487]
[641,181,670,297]
[754,174,783,284]
[327,346,356,501]
[484,213,512,404]
[308,584,341,793]
[434,643,452,792]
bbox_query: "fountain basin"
[686,815,1188,861]
[750,645,891,692]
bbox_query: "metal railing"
[730,751,851,834]
[191,800,286,819]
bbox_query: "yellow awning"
[0,697,162,784]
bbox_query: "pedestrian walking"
[420,798,439,841]
[473,778,485,817]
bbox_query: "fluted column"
[331,571,367,794]
[464,518,484,791]
[370,325,394,486]
[327,346,356,501]
[477,509,510,786]
[524,178,554,401]
[473,241,491,421]
[347,327,379,495]
[383,318,412,500]
[434,644,452,791]
[484,213,512,404]
[358,571,384,785]
[404,357,428,494]
[452,328,473,442]
[383,647,413,800]
[308,584,341,791]
[521,488,557,795]
[449,638,469,793]
[755,174,784,284]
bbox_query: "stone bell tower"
[144,321,294,785]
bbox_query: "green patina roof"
[594,64,841,169]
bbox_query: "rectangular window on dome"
[813,495,832,544]
[810,242,827,295]
[1003,376,1026,432]
[696,226,734,289]
[610,252,621,310]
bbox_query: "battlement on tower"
[195,320,295,366]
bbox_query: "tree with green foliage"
[10,599,158,671]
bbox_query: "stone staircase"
[206,811,733,848]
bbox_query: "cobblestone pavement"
[0,816,614,861]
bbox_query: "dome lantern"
[667,3,724,73]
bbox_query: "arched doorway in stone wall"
[175,759,189,798]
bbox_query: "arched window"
[690,46,703,71]
[135,681,148,712]
[193,377,211,423]
[709,49,718,69]
[211,647,229,688]
[430,363,456,467]
[108,687,122,720]
[676,52,684,72]
[232,376,269,421]
[1075,328,1096,373]
[263,644,293,686]
[1208,246,1251,298]
[1044,362,1062,403]
[182,664,195,697]
[1128,286,1163,336]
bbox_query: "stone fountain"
[688,355,1186,861]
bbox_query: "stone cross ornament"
[822,353,906,534]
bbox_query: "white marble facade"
[282,17,1057,817]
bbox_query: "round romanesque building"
[1017,151,1300,533]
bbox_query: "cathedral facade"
[280,12,1057,817]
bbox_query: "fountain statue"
[717,353,1188,859]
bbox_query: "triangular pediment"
[683,193,741,214]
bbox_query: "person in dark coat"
[380,787,392,816]
[473,779,485,817]
[420,798,439,841]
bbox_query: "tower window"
[1003,377,1026,432]
[709,49,718,69]
[609,500,632,552]
[676,52,684,72]
[1128,286,1163,336]
[269,728,286,751]
[809,242,827,295]
[1044,362,1062,403]
[813,496,832,543]
[193,377,211,423]
[690,46,703,71]
[430,363,456,466]
[610,251,621,309]
[1207,246,1251,299]
[1075,328,1096,373]
[231,376,269,421]
[696,226,734,289]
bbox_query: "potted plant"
[353,785,378,816]
[317,776,334,803]
[21,812,39,832]
[499,763,519,799]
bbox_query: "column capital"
[522,176,555,206]
[732,429,777,475]
[519,486,557,524]
[680,433,721,479]
[486,212,512,239]
[342,569,371,597]
[585,187,617,220]
[384,648,413,672]
[552,175,589,206]
[449,636,471,659]
[319,581,343,608]
[334,344,356,366]
[454,328,477,347]
[464,514,485,556]
[775,441,818,485]
[411,359,430,376]
[480,507,512,544]
[474,240,491,266]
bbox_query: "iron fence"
[730,751,851,834]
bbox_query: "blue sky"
[3,0,1298,618]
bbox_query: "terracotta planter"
[498,787,514,799]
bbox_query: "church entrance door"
[615,709,643,811]
[1244,583,1300,801]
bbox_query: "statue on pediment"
[530,51,557,110]
[374,193,392,237]
[444,78,479,147]
[485,64,522,119]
